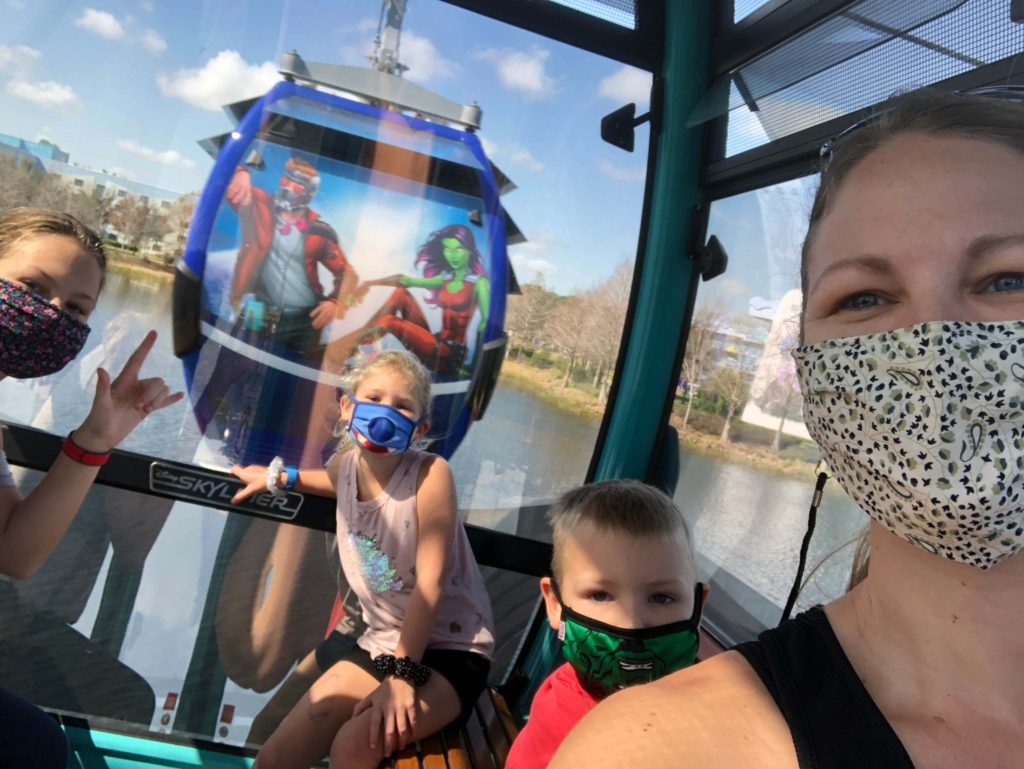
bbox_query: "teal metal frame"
[593,1,711,481]
[510,2,713,722]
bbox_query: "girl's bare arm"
[394,455,457,662]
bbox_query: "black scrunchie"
[373,653,432,687]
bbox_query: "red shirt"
[506,663,601,769]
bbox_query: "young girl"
[0,207,182,768]
[230,349,495,769]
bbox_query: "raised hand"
[74,330,184,452]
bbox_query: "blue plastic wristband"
[283,465,298,491]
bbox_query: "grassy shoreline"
[499,358,817,481]
[107,259,175,283]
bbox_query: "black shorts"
[314,631,490,724]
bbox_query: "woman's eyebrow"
[967,233,1024,260]
[809,253,893,295]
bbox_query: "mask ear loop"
[550,578,568,640]
[780,466,828,623]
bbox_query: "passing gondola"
[172,52,514,466]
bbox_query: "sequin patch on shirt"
[349,531,404,593]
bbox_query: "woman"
[0,207,182,768]
[549,89,1024,768]
[345,224,490,376]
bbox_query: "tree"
[65,186,114,234]
[582,259,632,403]
[108,196,172,257]
[165,195,197,260]
[505,279,558,359]
[707,333,757,445]
[679,305,724,429]
[547,293,588,388]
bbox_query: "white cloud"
[0,45,40,78]
[6,79,81,109]
[355,17,377,33]
[599,65,651,108]
[599,160,644,183]
[141,29,167,54]
[117,138,195,169]
[474,48,557,100]
[140,0,155,10]
[75,8,126,40]
[507,146,544,172]
[511,251,557,277]
[4,0,26,8]
[156,50,278,111]
[401,31,457,84]
[478,135,498,159]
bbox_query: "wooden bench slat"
[488,689,520,749]
[441,726,474,769]
[392,742,423,769]
[473,691,510,765]
[420,733,450,769]
[462,706,497,769]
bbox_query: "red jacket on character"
[229,183,352,308]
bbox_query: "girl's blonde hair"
[0,207,107,288]
[335,350,433,449]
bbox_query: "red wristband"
[62,432,111,466]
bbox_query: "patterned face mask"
[794,321,1024,569]
[553,581,703,698]
[0,278,90,378]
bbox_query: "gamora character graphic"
[225,156,360,356]
[345,224,489,375]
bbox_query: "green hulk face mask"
[553,582,704,697]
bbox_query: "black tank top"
[734,607,915,769]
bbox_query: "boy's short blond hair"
[547,479,693,582]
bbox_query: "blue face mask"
[347,397,422,455]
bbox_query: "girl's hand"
[229,464,269,504]
[353,677,418,756]
[75,330,183,453]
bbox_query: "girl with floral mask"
[550,89,1024,769]
[230,350,495,769]
[0,207,182,769]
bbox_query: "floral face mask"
[794,321,1024,569]
[0,278,90,378]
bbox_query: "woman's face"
[803,134,1024,346]
[0,234,102,322]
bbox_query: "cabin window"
[672,176,865,645]
[0,0,649,749]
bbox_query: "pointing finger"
[117,330,158,383]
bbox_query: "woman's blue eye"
[841,292,883,311]
[989,274,1024,293]
[649,593,676,605]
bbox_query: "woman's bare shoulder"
[548,650,798,769]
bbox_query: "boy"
[506,480,705,769]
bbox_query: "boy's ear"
[540,576,562,632]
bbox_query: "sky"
[0,0,659,296]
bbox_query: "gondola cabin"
[0,0,1017,766]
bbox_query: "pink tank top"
[336,448,495,660]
